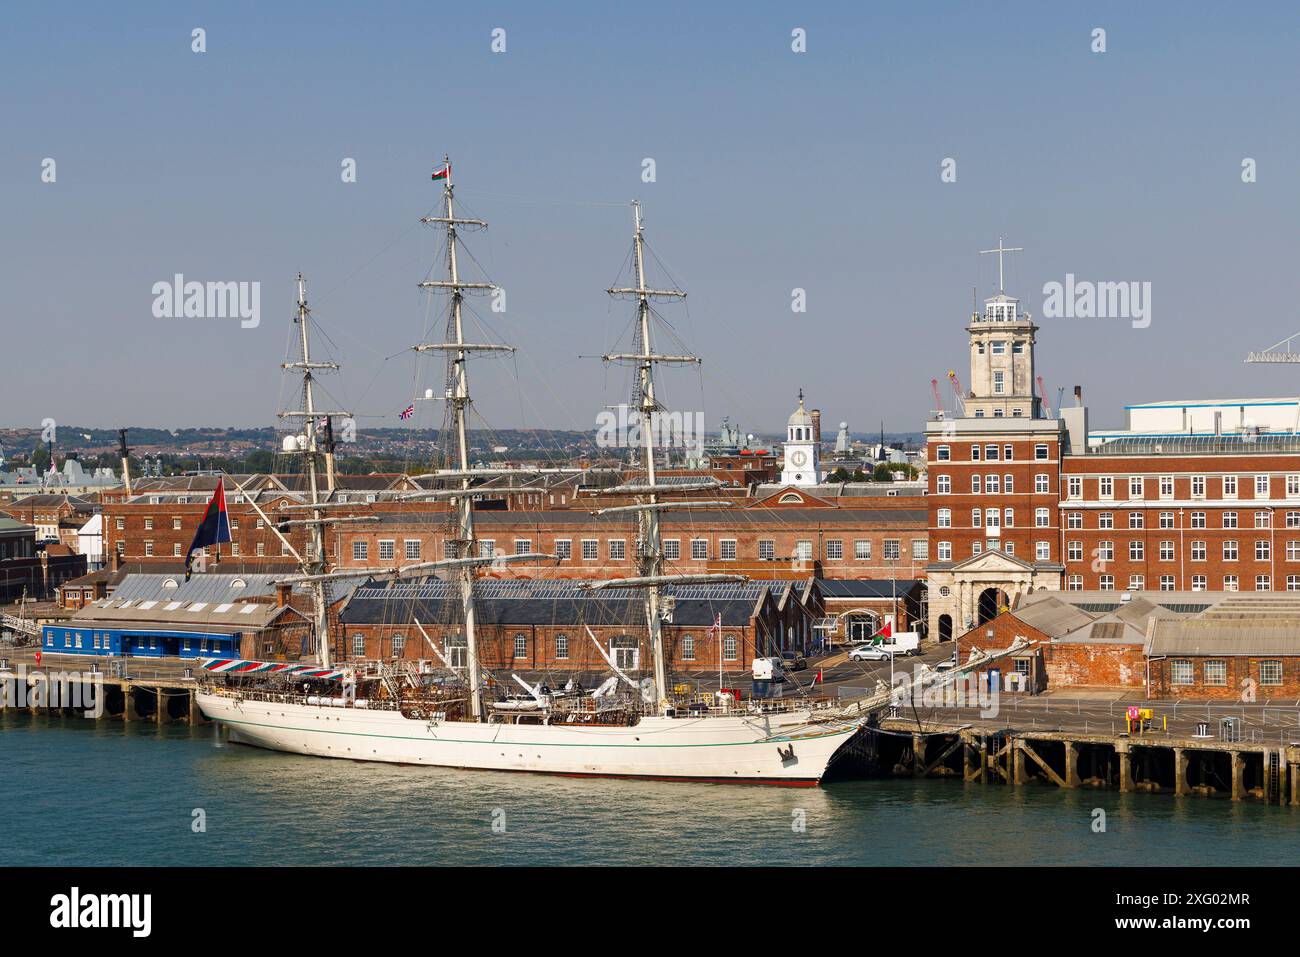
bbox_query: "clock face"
[790,449,808,467]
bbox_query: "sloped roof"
[68,600,287,632]
[110,573,285,604]
[1148,620,1300,657]
[1011,596,1098,638]
[340,578,781,628]
[816,579,924,599]
[7,493,96,509]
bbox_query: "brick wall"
[1147,655,1300,700]
[1043,642,1146,689]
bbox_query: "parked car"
[781,651,807,671]
[848,644,891,662]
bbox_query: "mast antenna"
[979,237,1023,294]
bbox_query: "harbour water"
[3,712,1295,867]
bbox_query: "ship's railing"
[201,685,405,712]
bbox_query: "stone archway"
[938,614,953,643]
[977,587,1010,624]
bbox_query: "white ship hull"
[196,693,861,786]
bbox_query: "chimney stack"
[1074,386,1083,407]
[811,409,822,446]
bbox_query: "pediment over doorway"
[948,549,1035,575]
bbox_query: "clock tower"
[780,390,821,487]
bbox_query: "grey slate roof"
[816,579,923,599]
[340,578,783,628]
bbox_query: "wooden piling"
[1063,740,1079,788]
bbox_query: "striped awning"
[200,657,347,680]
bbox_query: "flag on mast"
[431,162,450,181]
[399,403,416,420]
[184,482,233,581]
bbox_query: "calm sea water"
[3,712,1296,866]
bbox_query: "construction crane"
[1246,332,1300,364]
[946,370,967,416]
[930,378,946,419]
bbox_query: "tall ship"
[194,160,866,784]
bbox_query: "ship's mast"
[279,275,347,667]
[596,203,746,710]
[630,203,671,707]
[416,156,498,720]
[601,202,725,711]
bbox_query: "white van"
[751,656,785,680]
[881,632,921,656]
[848,633,921,660]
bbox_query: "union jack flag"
[399,404,415,420]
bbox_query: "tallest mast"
[416,156,497,720]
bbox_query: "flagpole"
[716,612,722,698]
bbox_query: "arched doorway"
[977,587,1010,624]
[938,614,953,643]
[844,611,880,644]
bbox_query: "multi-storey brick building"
[1059,439,1300,594]
[927,251,1300,646]
[102,472,929,590]
[5,493,98,547]
[331,503,928,583]
[925,283,1065,641]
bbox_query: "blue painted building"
[41,572,309,660]
[41,623,242,659]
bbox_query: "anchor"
[777,743,796,763]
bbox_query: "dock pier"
[875,718,1298,804]
[1,650,205,726]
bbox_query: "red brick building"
[336,578,824,676]
[102,474,928,587]
[331,502,928,584]
[1059,444,1300,594]
[4,493,97,547]
[926,259,1300,645]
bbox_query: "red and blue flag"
[184,482,233,581]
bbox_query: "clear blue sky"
[5,1,1300,436]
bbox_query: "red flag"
[878,621,892,640]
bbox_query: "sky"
[5,1,1300,436]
